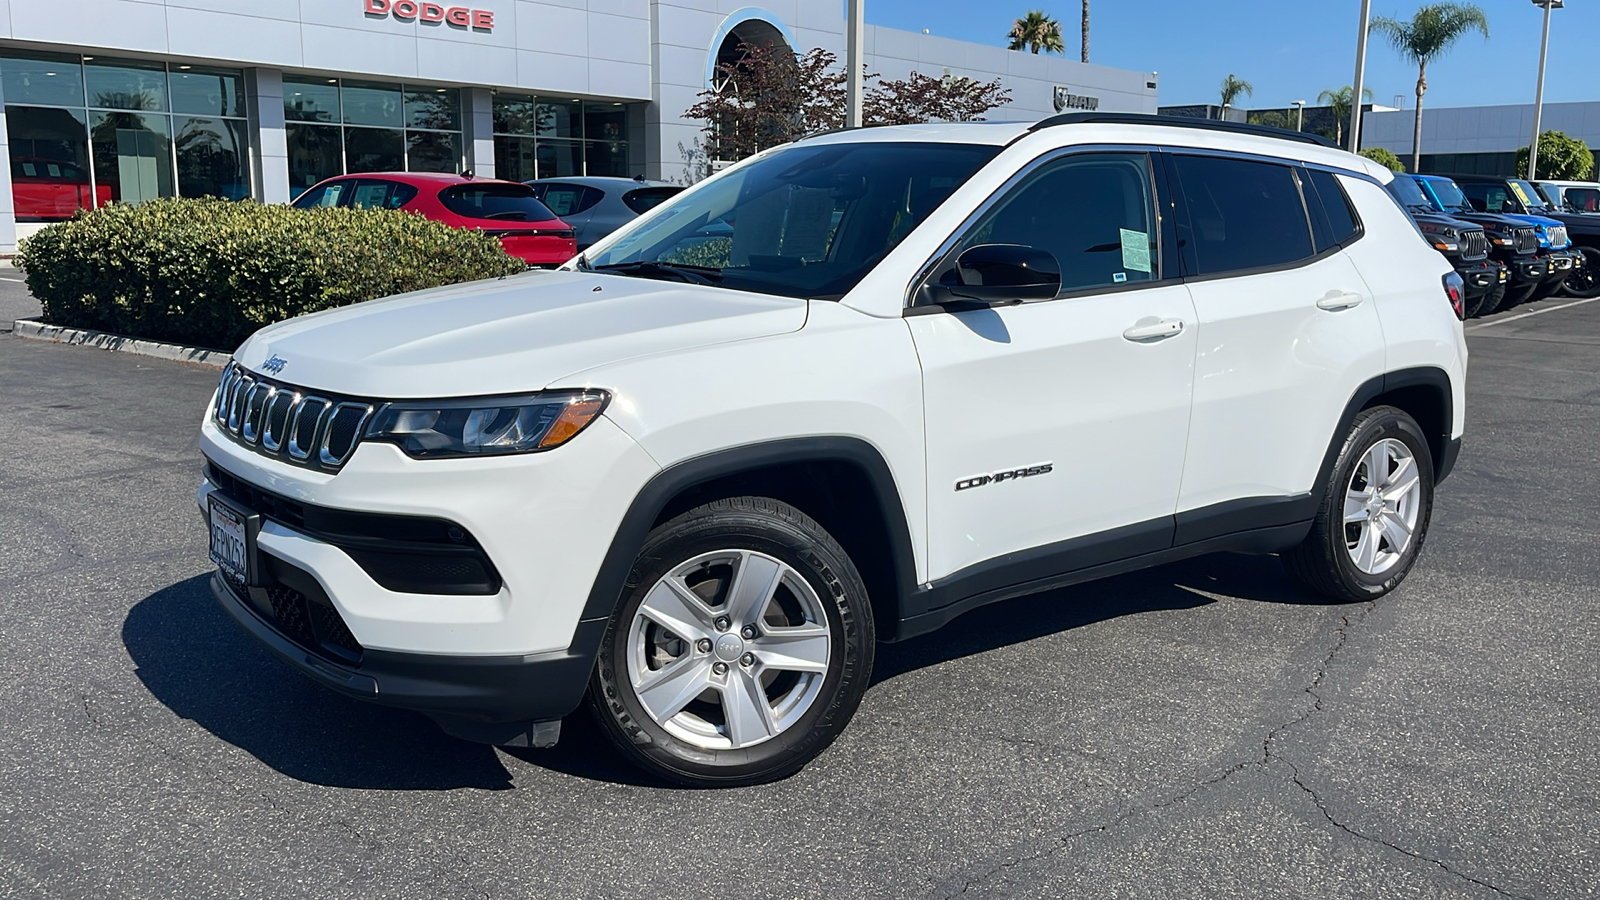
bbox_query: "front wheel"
[1564,247,1600,299]
[588,496,874,787]
[1283,406,1435,602]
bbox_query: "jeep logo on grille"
[261,355,288,375]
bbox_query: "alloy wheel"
[1342,438,1423,575]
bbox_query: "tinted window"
[1509,179,1549,210]
[293,181,352,209]
[589,142,1000,300]
[622,186,683,214]
[536,184,597,217]
[1172,155,1314,275]
[1385,174,1432,209]
[942,152,1159,293]
[440,183,557,221]
[1306,168,1361,248]
[1564,187,1600,213]
[350,179,418,210]
[1459,182,1516,214]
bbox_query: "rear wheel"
[1564,246,1600,299]
[1283,406,1434,602]
[588,496,874,787]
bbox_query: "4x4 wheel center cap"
[713,633,746,662]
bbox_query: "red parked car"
[291,173,577,266]
[11,158,112,221]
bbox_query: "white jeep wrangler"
[199,114,1467,787]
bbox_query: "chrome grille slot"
[1548,225,1568,248]
[1460,231,1487,260]
[288,397,332,461]
[227,375,254,434]
[241,382,273,444]
[260,390,298,452]
[319,403,374,467]
[1515,228,1538,254]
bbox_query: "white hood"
[233,270,808,398]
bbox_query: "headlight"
[1419,223,1459,252]
[364,389,610,458]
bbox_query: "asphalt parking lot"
[2,279,1597,900]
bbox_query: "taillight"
[1442,272,1466,320]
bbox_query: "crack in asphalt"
[938,597,1530,899]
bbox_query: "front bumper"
[1541,248,1581,280]
[1454,258,1501,298]
[209,571,601,744]
[1501,253,1548,285]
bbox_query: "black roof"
[1030,112,1339,149]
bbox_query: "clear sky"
[864,0,1591,111]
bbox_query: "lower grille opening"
[232,557,365,665]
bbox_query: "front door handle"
[1316,291,1364,312]
[1122,318,1186,342]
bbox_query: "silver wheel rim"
[626,549,832,751]
[1343,437,1422,576]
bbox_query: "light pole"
[1350,0,1372,151]
[1527,0,1562,180]
[846,0,865,128]
[1292,100,1306,131]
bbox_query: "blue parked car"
[1417,174,1582,306]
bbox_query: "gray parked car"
[525,176,683,251]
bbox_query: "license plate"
[209,496,251,583]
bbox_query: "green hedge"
[16,198,527,351]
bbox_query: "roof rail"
[1029,112,1339,149]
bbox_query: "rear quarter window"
[440,183,558,222]
[1304,168,1362,250]
[622,186,683,214]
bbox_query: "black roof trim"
[1029,112,1339,149]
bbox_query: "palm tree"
[1317,85,1375,149]
[1081,1,1090,63]
[1219,74,1252,111]
[1370,3,1489,171]
[1008,10,1065,55]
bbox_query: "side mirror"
[937,243,1061,305]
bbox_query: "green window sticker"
[1119,228,1152,274]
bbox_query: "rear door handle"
[1316,291,1364,312]
[1122,318,1186,342]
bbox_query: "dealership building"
[0,0,1159,252]
[1360,101,1600,176]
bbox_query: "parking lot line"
[1467,296,1600,331]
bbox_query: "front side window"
[292,180,352,209]
[935,151,1160,294]
[1459,182,1515,214]
[1172,154,1315,276]
[587,141,1000,300]
[351,180,417,210]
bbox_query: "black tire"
[1475,280,1509,316]
[1463,282,1496,318]
[1531,278,1565,302]
[1563,246,1600,299]
[1283,406,1435,603]
[587,496,874,787]
[1504,279,1542,308]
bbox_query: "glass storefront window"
[6,106,96,221]
[342,81,402,127]
[584,102,626,144]
[536,138,583,178]
[493,95,540,136]
[85,58,169,112]
[175,117,249,200]
[91,110,174,204]
[1,52,85,108]
[494,135,537,183]
[584,140,629,177]
[170,67,246,117]
[345,127,404,173]
[537,100,582,139]
[407,131,460,173]
[287,123,343,193]
[406,88,460,131]
[285,78,340,123]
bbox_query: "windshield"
[585,141,1001,299]
[1428,179,1474,214]
[1386,175,1433,211]
[1509,179,1550,210]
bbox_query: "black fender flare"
[1315,366,1458,493]
[575,436,920,639]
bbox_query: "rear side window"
[533,184,599,217]
[1171,154,1315,276]
[622,186,682,214]
[350,180,418,211]
[293,181,352,209]
[1304,168,1361,250]
[439,183,557,222]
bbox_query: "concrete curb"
[11,319,231,369]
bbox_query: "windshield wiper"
[593,261,723,286]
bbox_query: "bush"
[1359,147,1406,173]
[1516,130,1595,181]
[16,198,526,351]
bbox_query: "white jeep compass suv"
[199,114,1467,787]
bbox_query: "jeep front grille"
[213,363,374,472]
[1547,225,1569,249]
[1514,227,1539,254]
[1460,230,1488,260]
